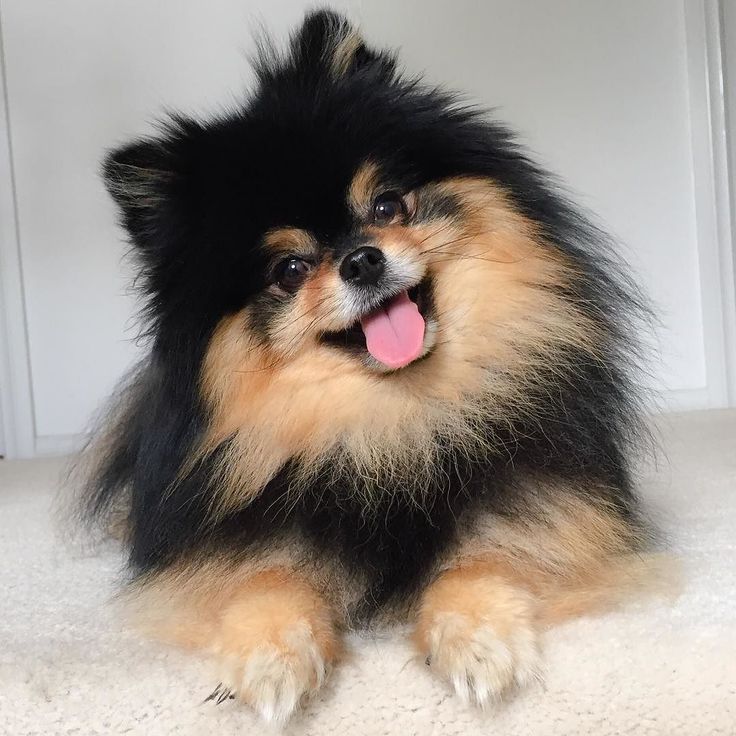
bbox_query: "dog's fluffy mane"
[76,10,651,618]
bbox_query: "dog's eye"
[274,257,312,293]
[372,192,407,224]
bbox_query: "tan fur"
[414,565,541,704]
[262,226,318,257]
[329,28,364,77]
[104,502,130,542]
[134,478,672,643]
[347,160,382,216]
[455,489,645,582]
[414,565,538,647]
[413,500,675,704]
[197,175,605,515]
[412,552,675,705]
[448,485,677,626]
[123,564,340,721]
[122,478,672,712]
[214,568,340,661]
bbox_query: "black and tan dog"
[80,9,662,724]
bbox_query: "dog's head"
[103,11,638,509]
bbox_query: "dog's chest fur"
[208,451,500,620]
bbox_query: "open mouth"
[321,277,434,370]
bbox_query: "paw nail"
[203,683,222,704]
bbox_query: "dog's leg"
[131,566,340,725]
[413,562,541,707]
[210,570,339,723]
[413,550,672,706]
[210,569,340,724]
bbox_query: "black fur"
[83,10,649,619]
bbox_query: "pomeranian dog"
[79,9,662,725]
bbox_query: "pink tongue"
[360,291,426,369]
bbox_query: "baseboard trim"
[34,433,86,457]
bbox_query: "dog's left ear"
[290,9,397,79]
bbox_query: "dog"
[79,9,662,725]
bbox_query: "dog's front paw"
[415,568,542,707]
[424,611,541,706]
[214,620,329,725]
[208,571,339,725]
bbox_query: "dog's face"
[105,13,603,508]
[238,163,443,374]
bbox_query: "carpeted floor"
[1,410,735,735]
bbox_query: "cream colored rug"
[1,410,734,735]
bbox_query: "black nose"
[339,246,386,286]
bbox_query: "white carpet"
[1,410,735,735]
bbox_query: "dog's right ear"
[102,138,174,249]
[102,121,195,251]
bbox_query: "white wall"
[0,0,734,457]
